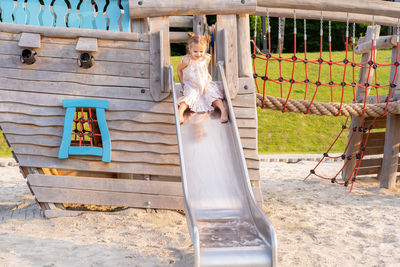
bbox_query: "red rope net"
[253,15,400,191]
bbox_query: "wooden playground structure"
[0,0,399,221]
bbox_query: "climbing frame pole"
[379,9,400,189]
[148,16,171,101]
[342,26,380,180]
[216,15,239,98]
[237,14,253,78]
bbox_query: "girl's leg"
[178,102,189,124]
[212,98,228,123]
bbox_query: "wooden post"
[237,14,253,78]
[148,17,170,101]
[261,16,267,53]
[342,26,380,180]
[216,14,239,98]
[379,9,400,189]
[193,15,206,35]
[131,18,148,35]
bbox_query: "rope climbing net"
[252,12,400,191]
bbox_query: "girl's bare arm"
[177,56,189,89]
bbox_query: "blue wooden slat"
[67,0,80,28]
[13,0,27,25]
[96,108,111,163]
[93,0,107,30]
[0,0,15,23]
[26,0,41,26]
[106,0,121,32]
[120,0,130,32]
[80,0,95,29]
[58,107,76,159]
[39,0,54,26]
[62,99,109,109]
[69,146,103,157]
[53,0,68,27]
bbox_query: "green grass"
[0,131,12,157]
[0,49,393,156]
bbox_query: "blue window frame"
[58,99,111,163]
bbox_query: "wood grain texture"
[0,23,149,41]
[149,17,171,101]
[129,0,257,18]
[13,144,179,165]
[216,16,239,98]
[31,186,184,210]
[0,39,150,64]
[0,79,151,101]
[379,115,400,188]
[28,174,183,196]
[17,155,181,176]
[237,14,253,78]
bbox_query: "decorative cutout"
[0,0,130,32]
[58,99,111,163]
[0,0,15,23]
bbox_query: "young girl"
[177,32,228,124]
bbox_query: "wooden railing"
[0,0,130,32]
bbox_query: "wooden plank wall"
[0,30,261,205]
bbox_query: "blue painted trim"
[96,108,111,163]
[62,99,109,109]
[58,98,111,163]
[69,146,103,156]
[58,107,75,159]
[120,0,130,32]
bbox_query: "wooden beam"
[342,26,380,181]
[0,23,147,42]
[237,14,253,78]
[257,0,400,20]
[129,0,257,19]
[31,186,184,210]
[18,32,41,48]
[379,26,400,189]
[27,174,183,196]
[216,15,239,98]
[256,7,400,27]
[193,15,207,35]
[170,32,189,43]
[355,26,380,101]
[149,17,170,101]
[169,16,193,28]
[355,35,396,55]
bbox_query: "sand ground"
[0,157,399,267]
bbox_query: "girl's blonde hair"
[187,32,211,53]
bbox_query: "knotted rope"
[256,94,400,117]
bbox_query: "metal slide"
[170,63,277,267]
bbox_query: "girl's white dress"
[179,54,224,113]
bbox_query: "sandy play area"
[0,156,399,267]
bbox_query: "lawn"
[0,49,393,156]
